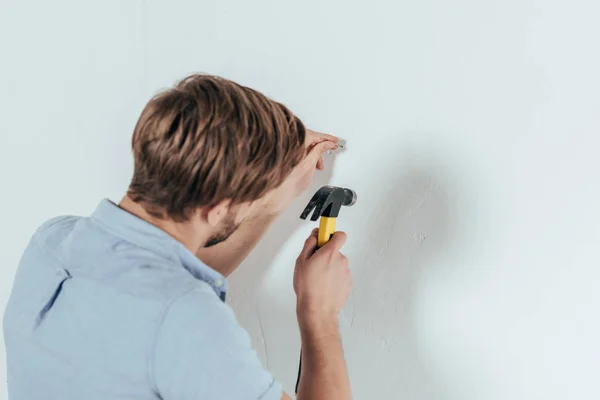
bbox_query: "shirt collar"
[91,199,228,301]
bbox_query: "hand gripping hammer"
[295,185,357,393]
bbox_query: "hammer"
[295,185,357,393]
[299,185,357,247]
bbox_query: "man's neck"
[118,196,207,253]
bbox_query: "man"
[3,74,352,399]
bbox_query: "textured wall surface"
[143,1,600,398]
[2,1,600,399]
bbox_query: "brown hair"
[127,74,306,221]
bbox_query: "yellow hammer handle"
[318,216,337,247]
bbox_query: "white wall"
[2,1,600,399]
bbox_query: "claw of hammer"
[299,185,357,246]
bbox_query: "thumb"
[317,231,347,253]
[297,228,319,263]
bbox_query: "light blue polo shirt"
[3,199,281,400]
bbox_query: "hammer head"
[300,186,357,221]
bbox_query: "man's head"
[127,74,306,247]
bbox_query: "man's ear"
[204,199,232,227]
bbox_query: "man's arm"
[287,230,353,400]
[295,319,351,399]
[280,324,349,400]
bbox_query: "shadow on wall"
[227,156,336,375]
[343,165,455,399]
[229,150,461,398]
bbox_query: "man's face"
[203,201,259,247]
[204,210,240,247]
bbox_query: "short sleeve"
[153,287,282,400]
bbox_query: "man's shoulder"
[25,214,209,301]
[31,215,81,246]
[158,286,247,344]
[37,215,81,231]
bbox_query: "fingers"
[319,231,347,253]
[303,140,336,171]
[321,133,339,143]
[297,229,319,262]
[316,156,324,170]
[302,130,339,173]
[340,253,349,268]
[306,129,339,144]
